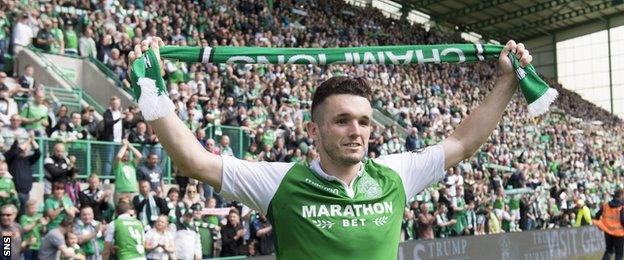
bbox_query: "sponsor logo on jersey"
[304,178,340,195]
[301,202,393,218]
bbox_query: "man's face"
[110,99,121,110]
[308,94,372,166]
[9,116,21,128]
[80,207,94,224]
[54,144,65,158]
[147,155,158,167]
[137,123,146,134]
[227,212,240,226]
[139,181,150,195]
[88,176,99,189]
[0,208,15,226]
[71,113,81,126]
[25,67,34,76]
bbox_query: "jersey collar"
[310,159,364,198]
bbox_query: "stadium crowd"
[0,0,623,258]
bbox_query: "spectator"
[574,199,592,227]
[45,181,78,230]
[182,184,203,208]
[1,115,28,150]
[219,135,234,157]
[63,21,78,55]
[249,213,274,256]
[12,13,33,47]
[434,204,455,238]
[73,206,106,260]
[49,18,64,54]
[101,96,124,177]
[17,65,35,92]
[417,203,435,240]
[19,88,48,136]
[0,89,19,127]
[4,134,40,214]
[113,139,142,202]
[137,153,165,196]
[0,204,23,260]
[64,231,87,260]
[20,200,48,260]
[43,143,76,196]
[220,209,245,257]
[79,174,111,222]
[144,215,176,260]
[34,19,54,51]
[79,27,97,58]
[132,179,168,228]
[103,200,146,260]
[39,216,79,260]
[175,204,203,260]
[0,161,19,209]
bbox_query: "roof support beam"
[465,0,576,30]
[440,0,515,19]
[406,0,445,8]
[492,1,616,38]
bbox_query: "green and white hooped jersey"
[220,145,445,259]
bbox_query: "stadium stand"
[0,0,622,258]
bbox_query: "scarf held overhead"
[131,44,558,117]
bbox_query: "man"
[4,134,40,213]
[80,174,110,222]
[175,204,203,260]
[249,213,274,256]
[113,139,142,202]
[44,181,78,230]
[17,65,35,94]
[39,217,80,259]
[594,189,624,260]
[0,115,28,149]
[43,143,76,196]
[34,20,54,52]
[79,27,97,58]
[220,208,245,257]
[219,135,234,156]
[132,180,167,228]
[417,203,435,240]
[129,37,533,259]
[19,88,48,135]
[0,204,25,260]
[101,96,125,176]
[0,87,18,126]
[64,21,79,55]
[74,206,106,260]
[103,200,146,260]
[12,13,33,47]
[137,153,165,195]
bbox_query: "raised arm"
[441,40,532,169]
[128,37,223,191]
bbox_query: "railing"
[203,125,254,159]
[88,56,124,88]
[9,136,174,183]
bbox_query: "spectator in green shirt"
[45,181,78,230]
[19,88,49,136]
[20,199,49,259]
[113,139,143,203]
[0,161,19,209]
[64,21,78,55]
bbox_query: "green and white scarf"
[130,44,557,120]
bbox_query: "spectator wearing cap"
[133,179,168,228]
[175,203,203,260]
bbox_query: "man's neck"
[317,154,361,185]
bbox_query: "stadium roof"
[401,0,624,41]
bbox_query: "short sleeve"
[374,144,445,199]
[219,156,294,214]
[51,231,65,248]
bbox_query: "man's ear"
[306,121,318,142]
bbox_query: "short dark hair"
[116,200,133,215]
[615,189,623,199]
[311,76,372,122]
